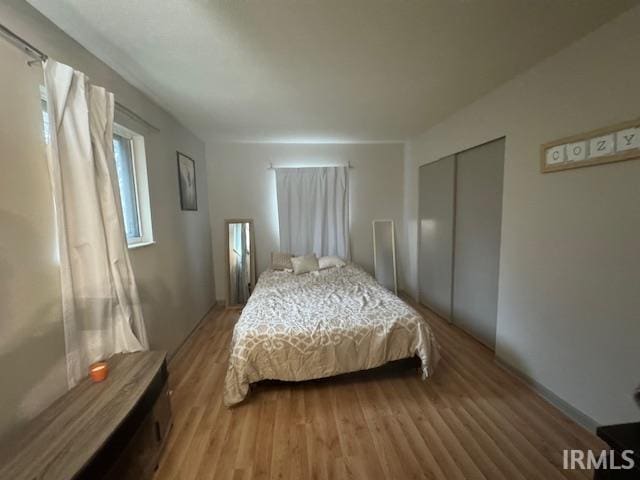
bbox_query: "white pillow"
[318,256,346,270]
[291,254,319,275]
[271,252,293,270]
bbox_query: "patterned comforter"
[223,263,440,406]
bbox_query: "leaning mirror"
[372,219,398,295]
[225,219,256,308]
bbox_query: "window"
[41,91,154,248]
[113,128,142,241]
[111,124,154,247]
[40,98,50,144]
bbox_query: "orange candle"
[89,362,109,383]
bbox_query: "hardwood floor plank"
[270,388,294,480]
[154,405,205,479]
[453,405,528,480]
[332,382,388,479]
[252,399,277,480]
[361,413,413,479]
[211,408,247,478]
[192,408,234,480]
[234,401,261,469]
[392,411,448,480]
[392,379,468,480]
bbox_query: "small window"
[40,98,50,144]
[113,131,142,241]
[40,90,154,248]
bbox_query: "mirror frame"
[372,219,398,296]
[224,218,257,309]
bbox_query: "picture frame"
[177,151,197,211]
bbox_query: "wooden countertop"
[0,351,166,480]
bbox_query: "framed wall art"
[541,118,640,173]
[177,152,197,210]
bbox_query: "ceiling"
[27,0,638,142]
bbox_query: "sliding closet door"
[418,156,455,319]
[452,138,505,349]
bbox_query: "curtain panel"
[275,166,350,259]
[44,60,149,387]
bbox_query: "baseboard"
[494,356,599,433]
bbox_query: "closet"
[418,138,505,349]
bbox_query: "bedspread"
[224,263,439,406]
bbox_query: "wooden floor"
[154,301,604,480]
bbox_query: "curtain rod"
[268,161,354,170]
[0,22,160,133]
[0,23,47,63]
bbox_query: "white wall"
[0,0,215,441]
[207,142,405,301]
[405,6,640,426]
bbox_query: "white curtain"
[44,60,149,388]
[275,167,350,258]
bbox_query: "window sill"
[128,240,155,250]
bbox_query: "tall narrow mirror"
[225,219,256,308]
[372,220,398,295]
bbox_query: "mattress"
[223,263,439,406]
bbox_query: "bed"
[223,263,440,406]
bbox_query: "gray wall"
[207,142,405,302]
[0,0,215,441]
[404,5,640,426]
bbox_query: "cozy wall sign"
[541,117,640,173]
